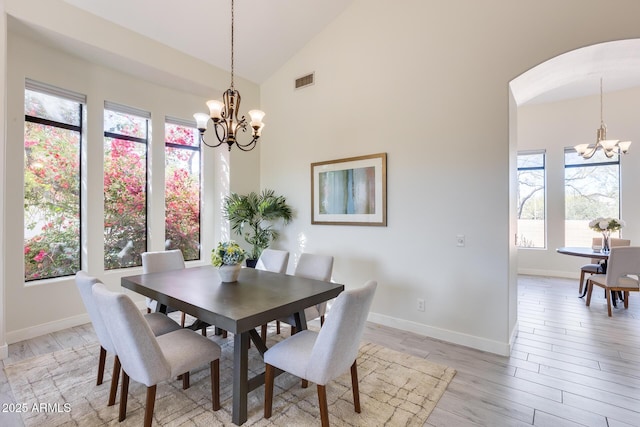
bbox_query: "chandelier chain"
[230,0,235,89]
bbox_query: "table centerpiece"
[211,240,246,282]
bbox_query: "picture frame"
[311,153,387,226]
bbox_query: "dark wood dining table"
[556,246,620,304]
[121,265,344,425]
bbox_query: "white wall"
[0,0,261,345]
[518,88,640,277]
[260,0,640,355]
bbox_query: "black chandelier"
[194,0,265,151]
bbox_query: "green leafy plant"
[223,189,293,260]
[211,240,246,267]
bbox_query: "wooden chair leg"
[624,291,630,309]
[144,385,156,427]
[351,361,361,413]
[301,379,309,388]
[119,371,130,422]
[182,371,190,389]
[222,329,228,338]
[320,315,325,327]
[211,360,220,411]
[108,356,121,406]
[317,384,330,427]
[97,346,107,385]
[586,280,594,306]
[606,289,613,317]
[264,364,275,418]
[201,326,207,336]
[291,326,297,335]
[578,271,586,294]
[147,308,151,314]
[276,320,281,335]
[261,324,267,341]
[181,312,186,327]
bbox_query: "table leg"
[232,331,250,425]
[293,310,308,331]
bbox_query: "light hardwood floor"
[2,275,639,426]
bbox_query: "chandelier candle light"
[194,0,265,151]
[574,78,631,159]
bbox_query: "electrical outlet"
[417,298,425,312]
[456,234,465,247]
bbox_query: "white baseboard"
[518,268,578,279]
[0,343,8,360]
[368,312,511,356]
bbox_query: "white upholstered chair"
[280,253,334,335]
[93,283,221,427]
[255,249,290,340]
[264,280,377,427]
[74,271,180,406]
[579,237,631,293]
[586,246,640,316]
[142,249,186,325]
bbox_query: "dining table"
[121,265,344,425]
[556,246,621,304]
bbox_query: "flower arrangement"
[588,217,626,233]
[211,241,247,267]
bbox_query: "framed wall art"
[311,153,387,226]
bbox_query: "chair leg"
[586,281,594,306]
[317,384,330,427]
[301,379,308,388]
[605,289,613,317]
[108,356,121,406]
[261,324,267,341]
[181,312,186,327]
[351,361,361,413]
[97,346,107,385]
[182,372,190,389]
[119,371,130,422]
[320,315,325,327]
[222,329,228,338]
[276,320,281,335]
[624,291,630,309]
[264,364,275,419]
[144,385,156,427]
[291,326,297,335]
[578,271,586,294]
[147,308,151,314]
[211,359,220,411]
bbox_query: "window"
[103,103,150,269]
[517,151,546,248]
[565,148,620,246]
[164,118,201,261]
[24,80,84,281]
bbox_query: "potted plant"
[211,240,246,282]
[223,189,293,267]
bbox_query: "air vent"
[295,73,315,90]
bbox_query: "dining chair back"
[256,248,289,273]
[264,280,377,427]
[586,246,640,316]
[256,249,290,340]
[92,283,221,426]
[142,249,184,318]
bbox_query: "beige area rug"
[5,335,455,426]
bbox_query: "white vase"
[218,264,241,283]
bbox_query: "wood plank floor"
[1,275,639,426]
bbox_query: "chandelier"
[193,0,265,151]
[574,78,631,159]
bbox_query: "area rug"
[4,336,455,426]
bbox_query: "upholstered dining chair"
[74,271,180,407]
[579,237,631,293]
[264,280,377,427]
[586,246,640,316]
[255,249,290,340]
[93,283,221,427]
[142,249,187,326]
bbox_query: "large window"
[164,119,201,261]
[103,103,150,269]
[565,148,620,246]
[24,80,84,281]
[517,151,546,248]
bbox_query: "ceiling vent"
[295,73,315,90]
